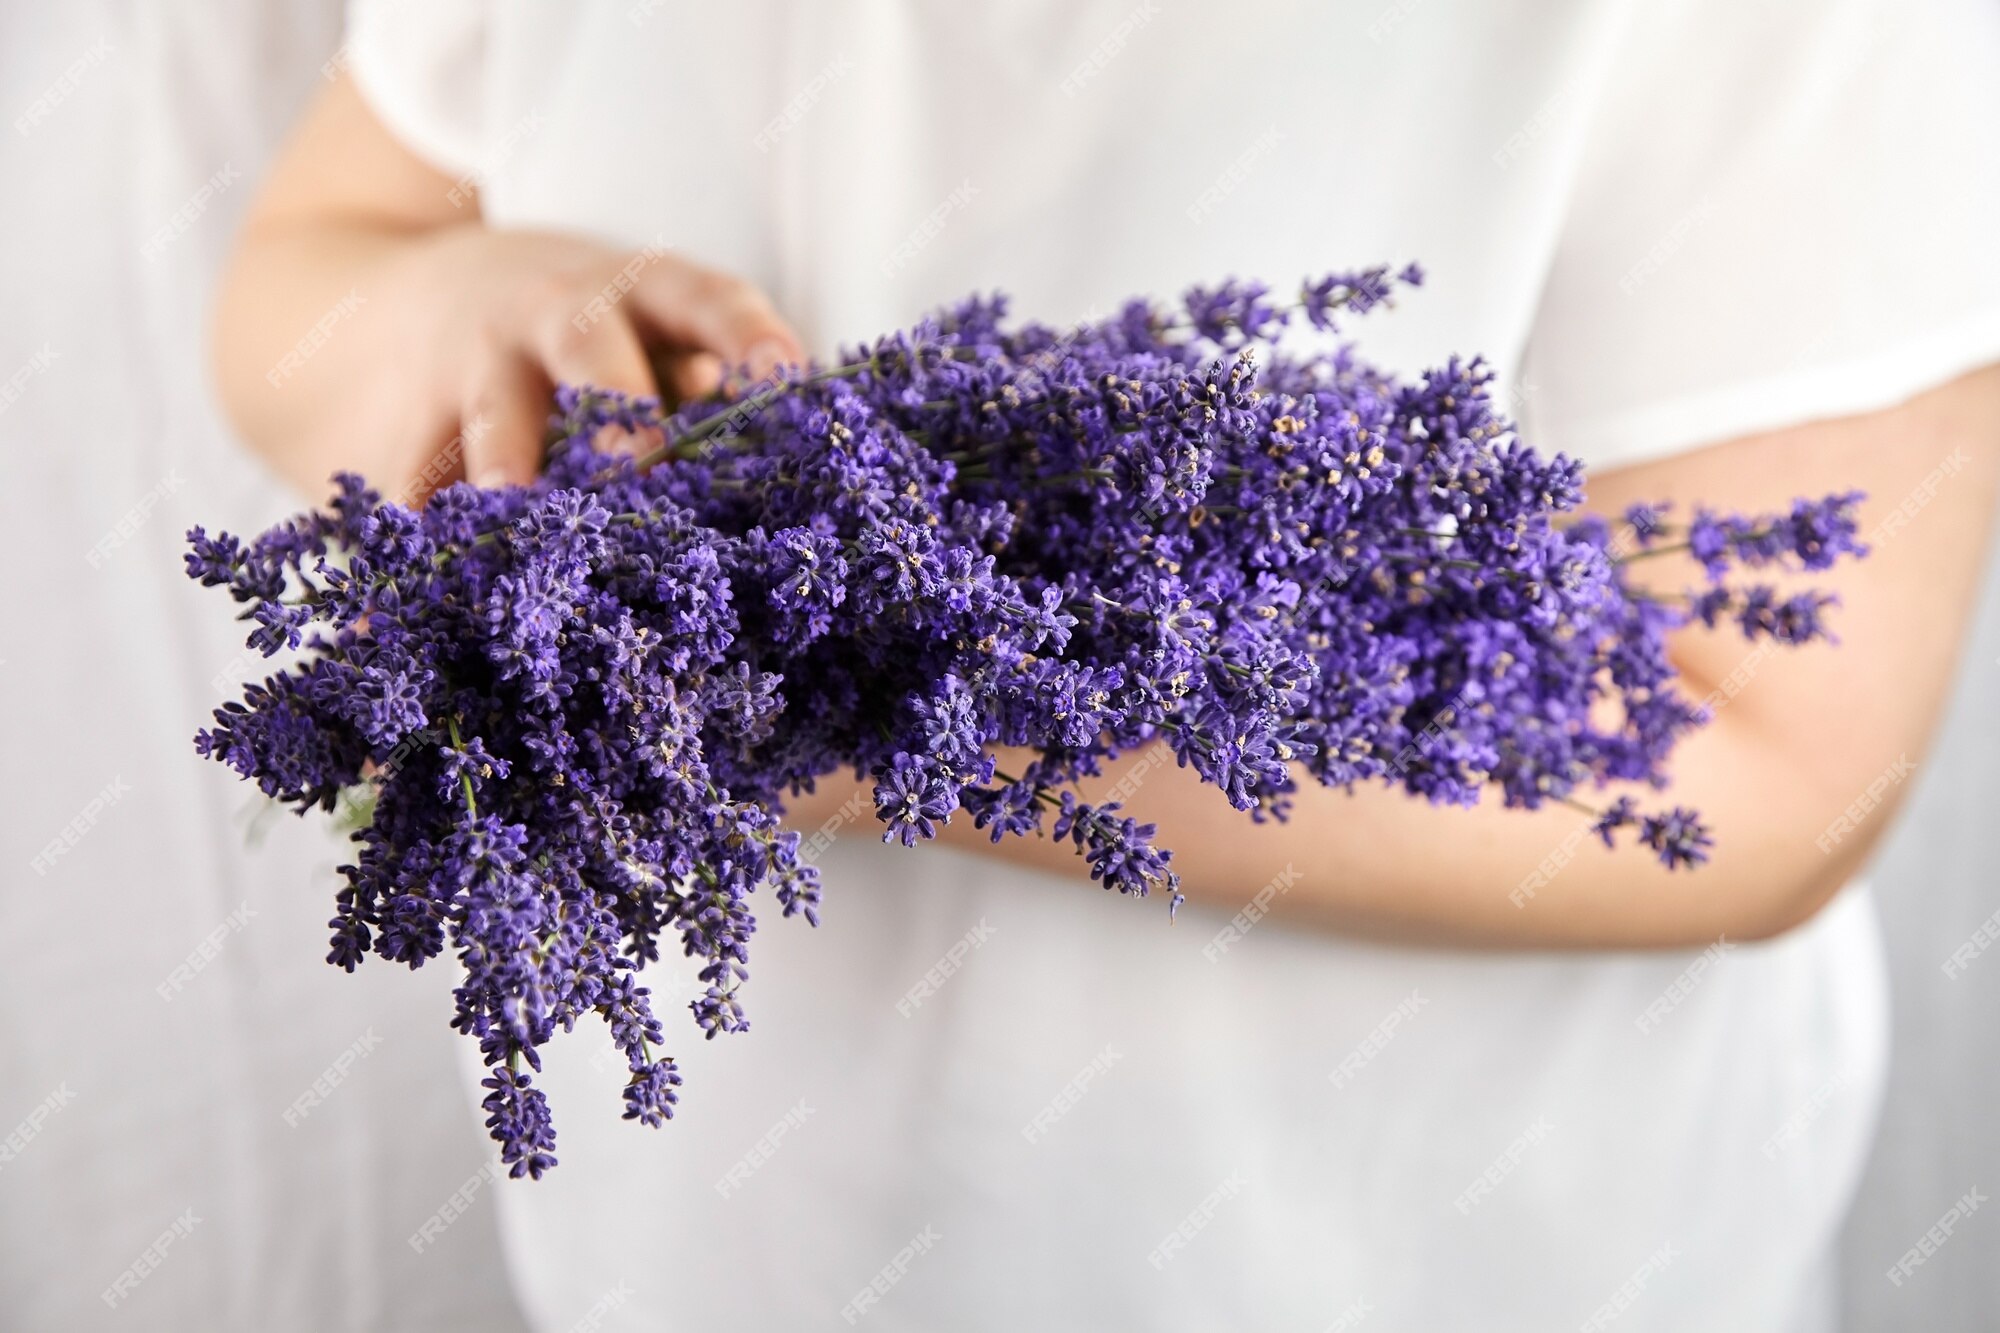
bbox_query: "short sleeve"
[344,0,490,182]
[1517,0,2000,471]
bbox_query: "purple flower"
[622,1058,683,1128]
[481,1068,557,1179]
[873,754,959,847]
[1640,807,1715,871]
[1590,795,1639,849]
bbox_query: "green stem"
[1612,525,1772,566]
[446,716,478,817]
[634,359,881,469]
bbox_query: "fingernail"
[593,424,639,455]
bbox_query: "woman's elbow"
[1721,843,1878,944]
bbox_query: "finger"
[628,259,803,382]
[460,346,551,489]
[656,349,724,403]
[534,304,659,400]
[533,306,665,455]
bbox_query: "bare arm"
[899,366,2000,948]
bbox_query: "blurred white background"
[0,3,529,1329]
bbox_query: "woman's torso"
[374,3,1895,1326]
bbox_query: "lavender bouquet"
[186,267,1864,1176]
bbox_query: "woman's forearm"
[936,709,1844,951]
[792,641,1869,950]
[818,364,2000,949]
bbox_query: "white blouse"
[345,1,2000,1327]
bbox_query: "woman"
[213,1,2000,1326]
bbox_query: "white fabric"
[0,4,529,1330]
[338,1,2000,1329]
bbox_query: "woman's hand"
[382,226,801,491]
[213,74,801,501]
